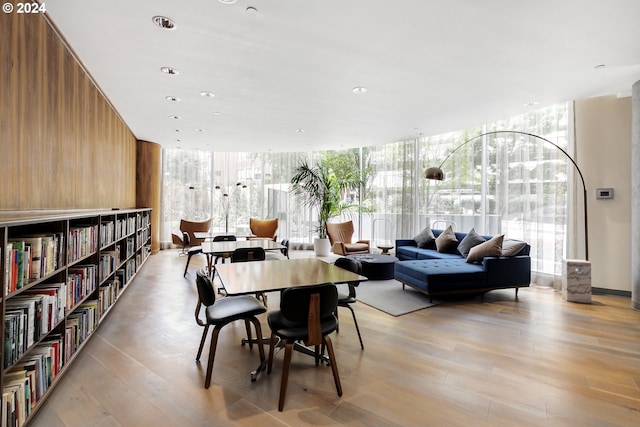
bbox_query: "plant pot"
[313,237,331,256]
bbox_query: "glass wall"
[160,103,572,280]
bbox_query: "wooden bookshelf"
[0,208,152,426]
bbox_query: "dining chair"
[333,257,365,349]
[212,234,237,265]
[178,218,212,276]
[267,283,342,411]
[230,247,267,303]
[280,239,290,259]
[194,269,266,388]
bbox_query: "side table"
[348,254,399,280]
[562,259,591,303]
[377,245,394,255]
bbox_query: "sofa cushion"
[435,226,458,253]
[394,259,486,293]
[457,228,486,257]
[414,226,436,248]
[466,234,504,263]
[502,239,527,257]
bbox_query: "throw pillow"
[466,234,504,263]
[502,239,527,257]
[457,228,486,257]
[414,226,435,248]
[435,225,458,253]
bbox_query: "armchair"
[325,221,370,256]
[248,218,278,241]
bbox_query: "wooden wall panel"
[0,12,136,210]
[136,141,162,254]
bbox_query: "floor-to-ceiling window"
[160,102,571,281]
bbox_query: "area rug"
[356,279,438,316]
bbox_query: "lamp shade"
[424,167,444,181]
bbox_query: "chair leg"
[334,308,340,332]
[267,332,277,374]
[244,319,253,350]
[346,305,364,350]
[184,253,193,276]
[248,317,266,363]
[204,326,222,389]
[278,341,294,411]
[196,324,210,361]
[323,336,342,397]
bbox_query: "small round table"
[347,254,399,280]
[377,245,394,255]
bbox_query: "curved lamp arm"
[424,130,588,260]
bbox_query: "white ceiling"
[45,0,640,152]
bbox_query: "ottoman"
[347,254,399,280]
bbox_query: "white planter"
[313,237,331,256]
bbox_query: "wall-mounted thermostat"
[596,188,614,199]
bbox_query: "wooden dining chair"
[194,270,266,388]
[266,283,342,411]
[333,257,365,349]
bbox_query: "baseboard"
[591,287,632,298]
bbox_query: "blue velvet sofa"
[394,229,531,301]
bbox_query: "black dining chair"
[212,234,237,265]
[194,269,266,388]
[333,257,365,349]
[231,247,266,262]
[267,283,342,411]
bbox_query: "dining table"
[214,257,367,380]
[200,239,285,274]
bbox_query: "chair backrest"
[280,283,338,324]
[231,247,266,262]
[249,218,278,240]
[195,269,216,307]
[213,234,237,242]
[280,239,290,257]
[325,221,354,245]
[334,257,362,297]
[180,218,212,245]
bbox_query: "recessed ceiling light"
[196,128,205,132]
[594,64,606,69]
[166,96,180,102]
[160,66,179,75]
[174,129,181,132]
[246,6,257,14]
[152,16,176,30]
[352,87,367,94]
[218,0,237,4]
[169,115,181,120]
[296,129,305,133]
[524,101,540,107]
[212,111,221,115]
[200,91,215,98]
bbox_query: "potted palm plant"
[290,159,363,256]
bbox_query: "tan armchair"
[248,218,278,241]
[172,218,212,247]
[325,221,370,255]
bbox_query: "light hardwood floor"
[28,250,640,426]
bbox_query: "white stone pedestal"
[562,259,592,303]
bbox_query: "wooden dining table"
[214,257,367,380]
[201,239,285,273]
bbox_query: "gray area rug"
[356,279,438,316]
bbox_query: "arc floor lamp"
[424,130,589,261]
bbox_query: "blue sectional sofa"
[394,229,531,301]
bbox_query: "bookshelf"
[0,208,152,426]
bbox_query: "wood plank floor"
[28,250,640,426]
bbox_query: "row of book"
[4,234,64,295]
[98,250,120,283]
[99,220,116,248]
[2,336,63,427]
[67,265,97,311]
[65,300,98,362]
[67,224,98,263]
[115,217,137,241]
[98,278,121,317]
[4,283,66,370]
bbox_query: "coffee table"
[347,253,399,280]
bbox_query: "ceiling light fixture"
[218,0,237,4]
[196,128,205,132]
[200,91,215,98]
[246,6,257,14]
[594,64,606,69]
[160,66,179,75]
[296,129,305,133]
[524,101,540,107]
[169,115,181,120]
[352,86,367,94]
[152,16,176,30]
[166,96,180,102]
[212,112,221,115]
